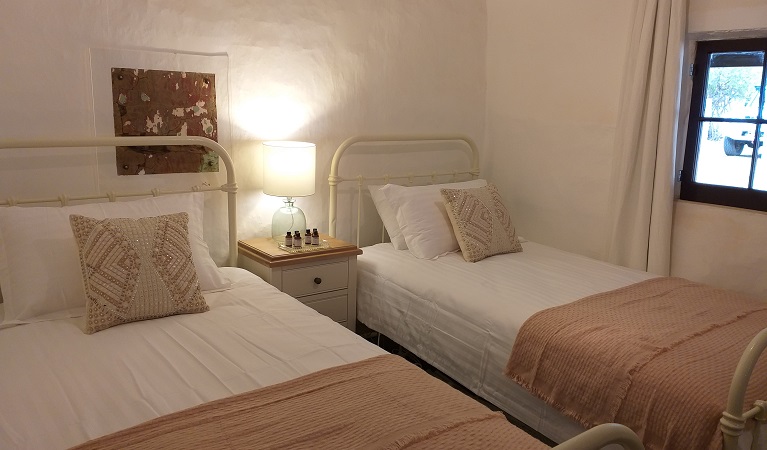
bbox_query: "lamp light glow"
[262,141,316,241]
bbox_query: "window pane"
[702,51,764,119]
[695,122,753,188]
[753,127,766,191]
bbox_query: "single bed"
[0,136,646,450]
[328,134,767,450]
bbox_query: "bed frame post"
[327,134,480,238]
[0,136,238,266]
[720,327,767,450]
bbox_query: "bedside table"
[237,235,362,331]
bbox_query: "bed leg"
[751,401,766,450]
[721,411,746,450]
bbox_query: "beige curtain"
[606,0,688,275]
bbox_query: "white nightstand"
[237,235,362,331]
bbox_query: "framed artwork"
[90,48,231,178]
[110,67,219,175]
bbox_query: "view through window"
[681,38,767,211]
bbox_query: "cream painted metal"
[721,327,767,450]
[327,134,480,246]
[552,423,644,450]
[0,136,238,266]
[328,134,767,450]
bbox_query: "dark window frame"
[680,38,767,212]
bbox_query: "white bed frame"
[328,134,480,246]
[328,134,767,450]
[0,136,238,266]
[0,135,650,450]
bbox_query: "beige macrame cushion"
[440,184,523,262]
[70,212,209,334]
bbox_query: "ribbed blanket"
[72,354,547,450]
[505,277,767,450]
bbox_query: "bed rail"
[721,327,767,450]
[0,136,238,266]
[553,423,644,450]
[327,134,480,246]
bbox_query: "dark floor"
[356,322,556,448]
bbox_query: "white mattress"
[0,267,386,450]
[357,241,656,443]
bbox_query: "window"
[681,38,767,212]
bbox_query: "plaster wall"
[688,0,767,34]
[485,0,634,260]
[0,0,486,262]
[487,0,767,298]
[671,201,767,298]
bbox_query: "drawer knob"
[314,277,322,285]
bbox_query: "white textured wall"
[485,0,634,260]
[4,0,765,298]
[671,201,767,298]
[0,0,486,262]
[670,0,767,298]
[487,0,767,298]
[688,0,767,33]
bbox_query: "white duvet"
[357,241,656,442]
[0,268,385,450]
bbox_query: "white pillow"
[381,179,487,259]
[0,192,229,326]
[368,185,408,250]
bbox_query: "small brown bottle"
[311,228,320,245]
[284,231,293,247]
[305,229,312,245]
[293,230,303,248]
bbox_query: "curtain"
[606,0,688,275]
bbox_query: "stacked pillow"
[0,192,228,331]
[440,184,523,262]
[369,180,522,262]
[370,179,487,259]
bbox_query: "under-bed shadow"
[356,321,556,448]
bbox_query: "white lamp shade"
[263,141,316,197]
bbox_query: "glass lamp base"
[272,198,307,241]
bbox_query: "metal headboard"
[328,134,480,246]
[0,136,238,266]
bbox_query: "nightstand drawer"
[237,236,360,332]
[282,260,348,298]
[302,291,348,323]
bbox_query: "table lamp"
[263,141,316,241]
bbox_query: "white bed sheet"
[357,241,656,443]
[0,267,386,450]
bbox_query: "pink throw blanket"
[505,277,767,450]
[72,354,547,450]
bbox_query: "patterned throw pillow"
[70,212,209,334]
[440,184,523,262]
